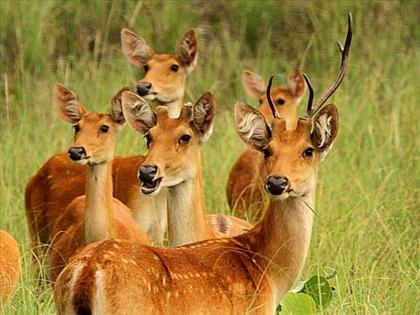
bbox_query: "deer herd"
[0,13,353,315]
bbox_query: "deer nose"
[68,147,86,161]
[136,82,152,96]
[138,164,158,182]
[265,176,289,195]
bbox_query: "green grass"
[1,0,418,314]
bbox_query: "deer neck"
[242,193,314,301]
[84,161,117,244]
[167,155,214,246]
[164,93,185,118]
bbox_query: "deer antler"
[306,12,353,117]
[266,75,280,119]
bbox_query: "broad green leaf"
[278,293,317,315]
[302,276,333,308]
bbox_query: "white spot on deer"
[67,263,84,299]
[95,270,106,315]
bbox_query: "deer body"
[0,230,20,308]
[48,85,150,281]
[25,28,198,251]
[226,69,306,220]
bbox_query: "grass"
[1,0,418,314]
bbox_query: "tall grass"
[1,1,418,314]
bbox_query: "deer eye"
[100,125,109,133]
[262,147,271,159]
[277,98,285,105]
[73,124,80,133]
[170,64,179,72]
[179,134,191,144]
[303,147,314,158]
[143,64,149,72]
[144,134,152,148]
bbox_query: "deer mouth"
[141,177,162,195]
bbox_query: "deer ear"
[242,70,266,100]
[121,91,156,135]
[234,101,271,151]
[192,92,215,143]
[179,29,198,73]
[121,28,155,66]
[110,87,130,127]
[55,84,86,124]
[311,104,339,159]
[287,69,305,100]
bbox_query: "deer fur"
[227,69,306,220]
[54,99,339,314]
[122,92,251,246]
[0,230,20,309]
[48,85,150,281]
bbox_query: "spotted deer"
[121,91,251,246]
[53,14,352,314]
[227,69,306,220]
[48,85,150,281]
[0,230,20,309]
[25,28,198,258]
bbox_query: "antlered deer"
[25,28,199,257]
[0,230,20,308]
[121,91,251,246]
[227,69,306,220]
[48,85,150,281]
[54,14,352,314]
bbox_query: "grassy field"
[0,0,418,314]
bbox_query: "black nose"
[266,176,289,195]
[68,147,86,161]
[136,82,152,96]
[138,164,158,182]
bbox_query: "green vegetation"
[1,1,418,314]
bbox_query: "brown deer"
[226,69,306,221]
[25,28,198,257]
[48,84,150,281]
[121,91,251,246]
[0,230,20,309]
[54,14,352,314]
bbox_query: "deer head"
[121,28,198,114]
[121,91,215,196]
[55,84,128,165]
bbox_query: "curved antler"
[266,75,280,119]
[307,12,353,117]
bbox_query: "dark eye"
[144,134,152,147]
[170,64,179,72]
[143,64,149,72]
[303,147,314,158]
[100,125,109,133]
[73,124,80,133]
[277,98,285,105]
[179,134,191,144]
[262,147,271,159]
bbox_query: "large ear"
[192,92,215,143]
[110,86,130,126]
[179,28,198,73]
[311,104,339,159]
[234,101,271,151]
[242,70,266,100]
[55,84,87,124]
[121,91,156,135]
[121,28,155,66]
[287,69,305,99]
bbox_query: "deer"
[226,69,306,221]
[53,14,352,314]
[120,91,252,246]
[0,230,20,309]
[25,28,198,260]
[47,84,150,281]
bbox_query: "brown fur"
[226,69,305,220]
[54,109,339,314]
[0,230,20,308]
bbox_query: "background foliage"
[0,0,418,314]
